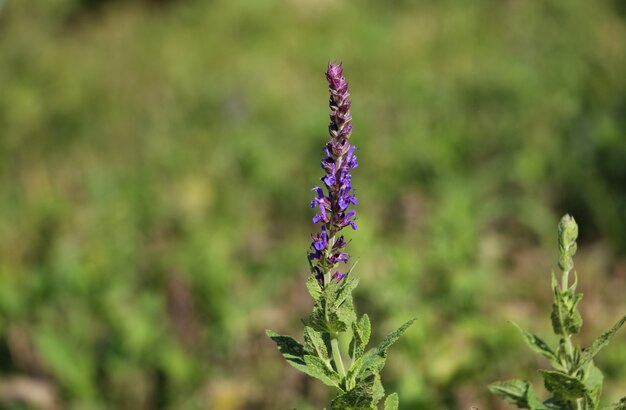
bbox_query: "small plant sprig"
[489,215,626,410]
[267,63,414,410]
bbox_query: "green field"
[1,0,626,408]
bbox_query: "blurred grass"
[0,0,625,408]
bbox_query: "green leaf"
[307,304,328,333]
[306,275,322,301]
[324,277,359,333]
[567,293,584,335]
[359,315,371,346]
[304,354,342,389]
[384,393,399,410]
[540,370,586,400]
[578,315,626,369]
[304,325,330,362]
[349,314,371,360]
[361,319,415,376]
[345,356,363,391]
[359,352,386,378]
[488,379,537,409]
[328,296,357,333]
[266,330,309,374]
[328,277,360,309]
[331,373,384,410]
[583,363,603,410]
[511,321,558,364]
[550,274,564,335]
[542,397,570,410]
[377,318,415,354]
[550,285,583,336]
[612,397,626,410]
[268,330,345,389]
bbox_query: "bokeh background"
[1,0,626,409]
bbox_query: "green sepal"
[349,314,371,360]
[361,319,415,377]
[383,393,399,410]
[304,354,343,389]
[511,321,558,366]
[540,370,586,400]
[577,315,626,371]
[331,373,384,410]
[488,379,545,409]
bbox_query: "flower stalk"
[267,63,413,410]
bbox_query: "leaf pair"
[328,379,399,410]
[332,318,414,409]
[306,274,358,335]
[268,269,414,409]
[550,272,583,336]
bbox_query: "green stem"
[562,269,570,290]
[564,335,574,365]
[330,334,346,378]
[561,268,575,368]
[575,398,583,410]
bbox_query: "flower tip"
[326,62,343,79]
[558,214,578,246]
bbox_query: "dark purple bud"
[328,252,349,264]
[313,266,325,287]
[338,123,352,139]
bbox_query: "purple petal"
[332,271,346,282]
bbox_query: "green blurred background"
[1,0,626,408]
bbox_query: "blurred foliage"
[0,0,625,409]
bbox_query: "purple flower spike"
[308,63,359,287]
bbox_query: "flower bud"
[558,214,578,273]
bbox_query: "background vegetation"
[1,0,625,408]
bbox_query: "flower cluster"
[268,63,415,410]
[309,63,358,286]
